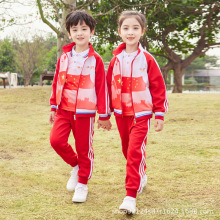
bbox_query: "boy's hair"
[118,11,146,31]
[66,10,96,33]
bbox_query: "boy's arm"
[144,53,168,121]
[50,57,61,111]
[95,55,110,121]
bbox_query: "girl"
[107,11,168,214]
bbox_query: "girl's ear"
[118,28,121,37]
[68,32,72,40]
[141,28,146,36]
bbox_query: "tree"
[0,0,35,31]
[36,0,120,58]
[186,55,219,74]
[36,0,78,58]
[13,37,46,86]
[91,0,220,93]
[145,0,220,92]
[37,0,220,92]
[45,46,57,71]
[0,39,16,72]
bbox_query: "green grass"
[0,87,220,220]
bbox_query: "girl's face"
[118,17,145,48]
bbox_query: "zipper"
[74,114,76,120]
[74,57,89,114]
[116,57,123,118]
[130,48,141,123]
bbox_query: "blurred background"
[0,0,219,93]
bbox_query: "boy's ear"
[90,29,95,37]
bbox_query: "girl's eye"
[123,28,128,30]
[72,30,77,32]
[83,29,87,31]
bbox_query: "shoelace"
[75,186,87,193]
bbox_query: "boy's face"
[68,21,94,48]
[118,17,145,47]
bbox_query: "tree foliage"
[0,39,16,72]
[37,0,220,92]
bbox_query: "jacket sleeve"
[95,55,110,120]
[49,57,61,111]
[144,52,168,120]
[106,57,116,113]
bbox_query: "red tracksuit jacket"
[50,42,110,120]
[107,43,168,120]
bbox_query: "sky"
[0,1,220,59]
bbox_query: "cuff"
[51,105,58,112]
[98,114,110,121]
[155,112,164,121]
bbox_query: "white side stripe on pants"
[88,117,95,179]
[137,119,151,193]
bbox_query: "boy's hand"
[154,119,164,132]
[49,111,56,124]
[97,119,112,131]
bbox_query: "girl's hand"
[49,111,56,124]
[97,119,112,131]
[154,119,164,132]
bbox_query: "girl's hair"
[118,11,146,30]
[66,10,96,33]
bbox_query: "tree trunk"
[161,61,173,85]
[24,78,30,87]
[57,0,76,59]
[172,63,185,93]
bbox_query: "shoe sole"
[72,199,86,203]
[67,186,76,191]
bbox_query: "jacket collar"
[62,42,95,57]
[113,42,144,56]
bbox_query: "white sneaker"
[119,196,136,214]
[138,174,147,194]
[66,165,79,191]
[72,183,88,203]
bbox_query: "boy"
[49,10,111,203]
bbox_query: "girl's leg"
[126,118,151,198]
[115,116,134,159]
[50,109,78,167]
[73,117,95,185]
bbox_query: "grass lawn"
[0,87,219,220]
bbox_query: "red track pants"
[116,116,151,198]
[50,109,95,184]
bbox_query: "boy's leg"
[125,118,151,198]
[50,109,78,167]
[115,116,134,159]
[74,117,95,184]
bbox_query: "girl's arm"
[144,52,168,120]
[106,57,116,113]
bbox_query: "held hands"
[154,119,164,132]
[97,119,112,131]
[49,111,56,124]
